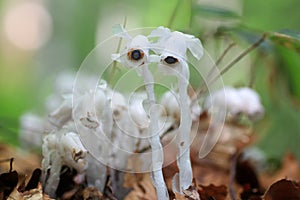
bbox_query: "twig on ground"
[229,153,239,200]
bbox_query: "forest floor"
[1,117,300,200]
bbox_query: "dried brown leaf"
[261,153,300,188]
[198,184,227,200]
[8,183,54,200]
[25,169,42,191]
[124,173,157,200]
[0,170,18,199]
[264,179,300,200]
[0,143,41,175]
[83,187,104,200]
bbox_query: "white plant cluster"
[19,72,199,198]
[19,73,108,197]
[111,25,203,198]
[204,87,264,121]
[18,25,265,199]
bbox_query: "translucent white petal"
[186,37,203,60]
[112,24,132,39]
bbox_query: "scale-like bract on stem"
[149,26,203,193]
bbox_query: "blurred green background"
[0,0,300,166]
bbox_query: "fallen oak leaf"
[8,183,54,200]
[264,179,300,200]
[0,170,18,199]
[24,168,42,191]
[197,184,227,200]
[260,153,300,187]
[55,166,78,198]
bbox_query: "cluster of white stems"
[19,25,265,199]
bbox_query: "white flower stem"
[44,152,62,198]
[177,63,192,192]
[141,64,169,200]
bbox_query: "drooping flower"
[149,26,203,193]
[111,24,169,200]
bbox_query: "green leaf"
[0,117,19,146]
[275,45,300,99]
[268,30,300,54]
[257,103,300,164]
[193,5,240,20]
[143,0,192,30]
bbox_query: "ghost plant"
[204,86,264,121]
[19,113,49,149]
[18,73,114,198]
[111,25,169,199]
[149,26,203,193]
[42,126,88,197]
[111,25,204,196]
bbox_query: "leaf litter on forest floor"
[1,115,300,200]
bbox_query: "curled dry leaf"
[55,166,78,198]
[264,179,300,200]
[8,183,54,200]
[261,153,300,188]
[173,179,227,200]
[197,184,227,200]
[24,169,42,191]
[0,170,18,199]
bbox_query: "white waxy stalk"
[150,27,203,193]
[59,131,88,172]
[85,154,107,191]
[48,96,72,127]
[108,90,138,169]
[176,61,193,192]
[42,132,61,198]
[42,128,88,198]
[111,25,169,200]
[141,60,169,200]
[160,90,181,123]
[129,93,149,129]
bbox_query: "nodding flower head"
[149,26,203,77]
[111,25,153,68]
